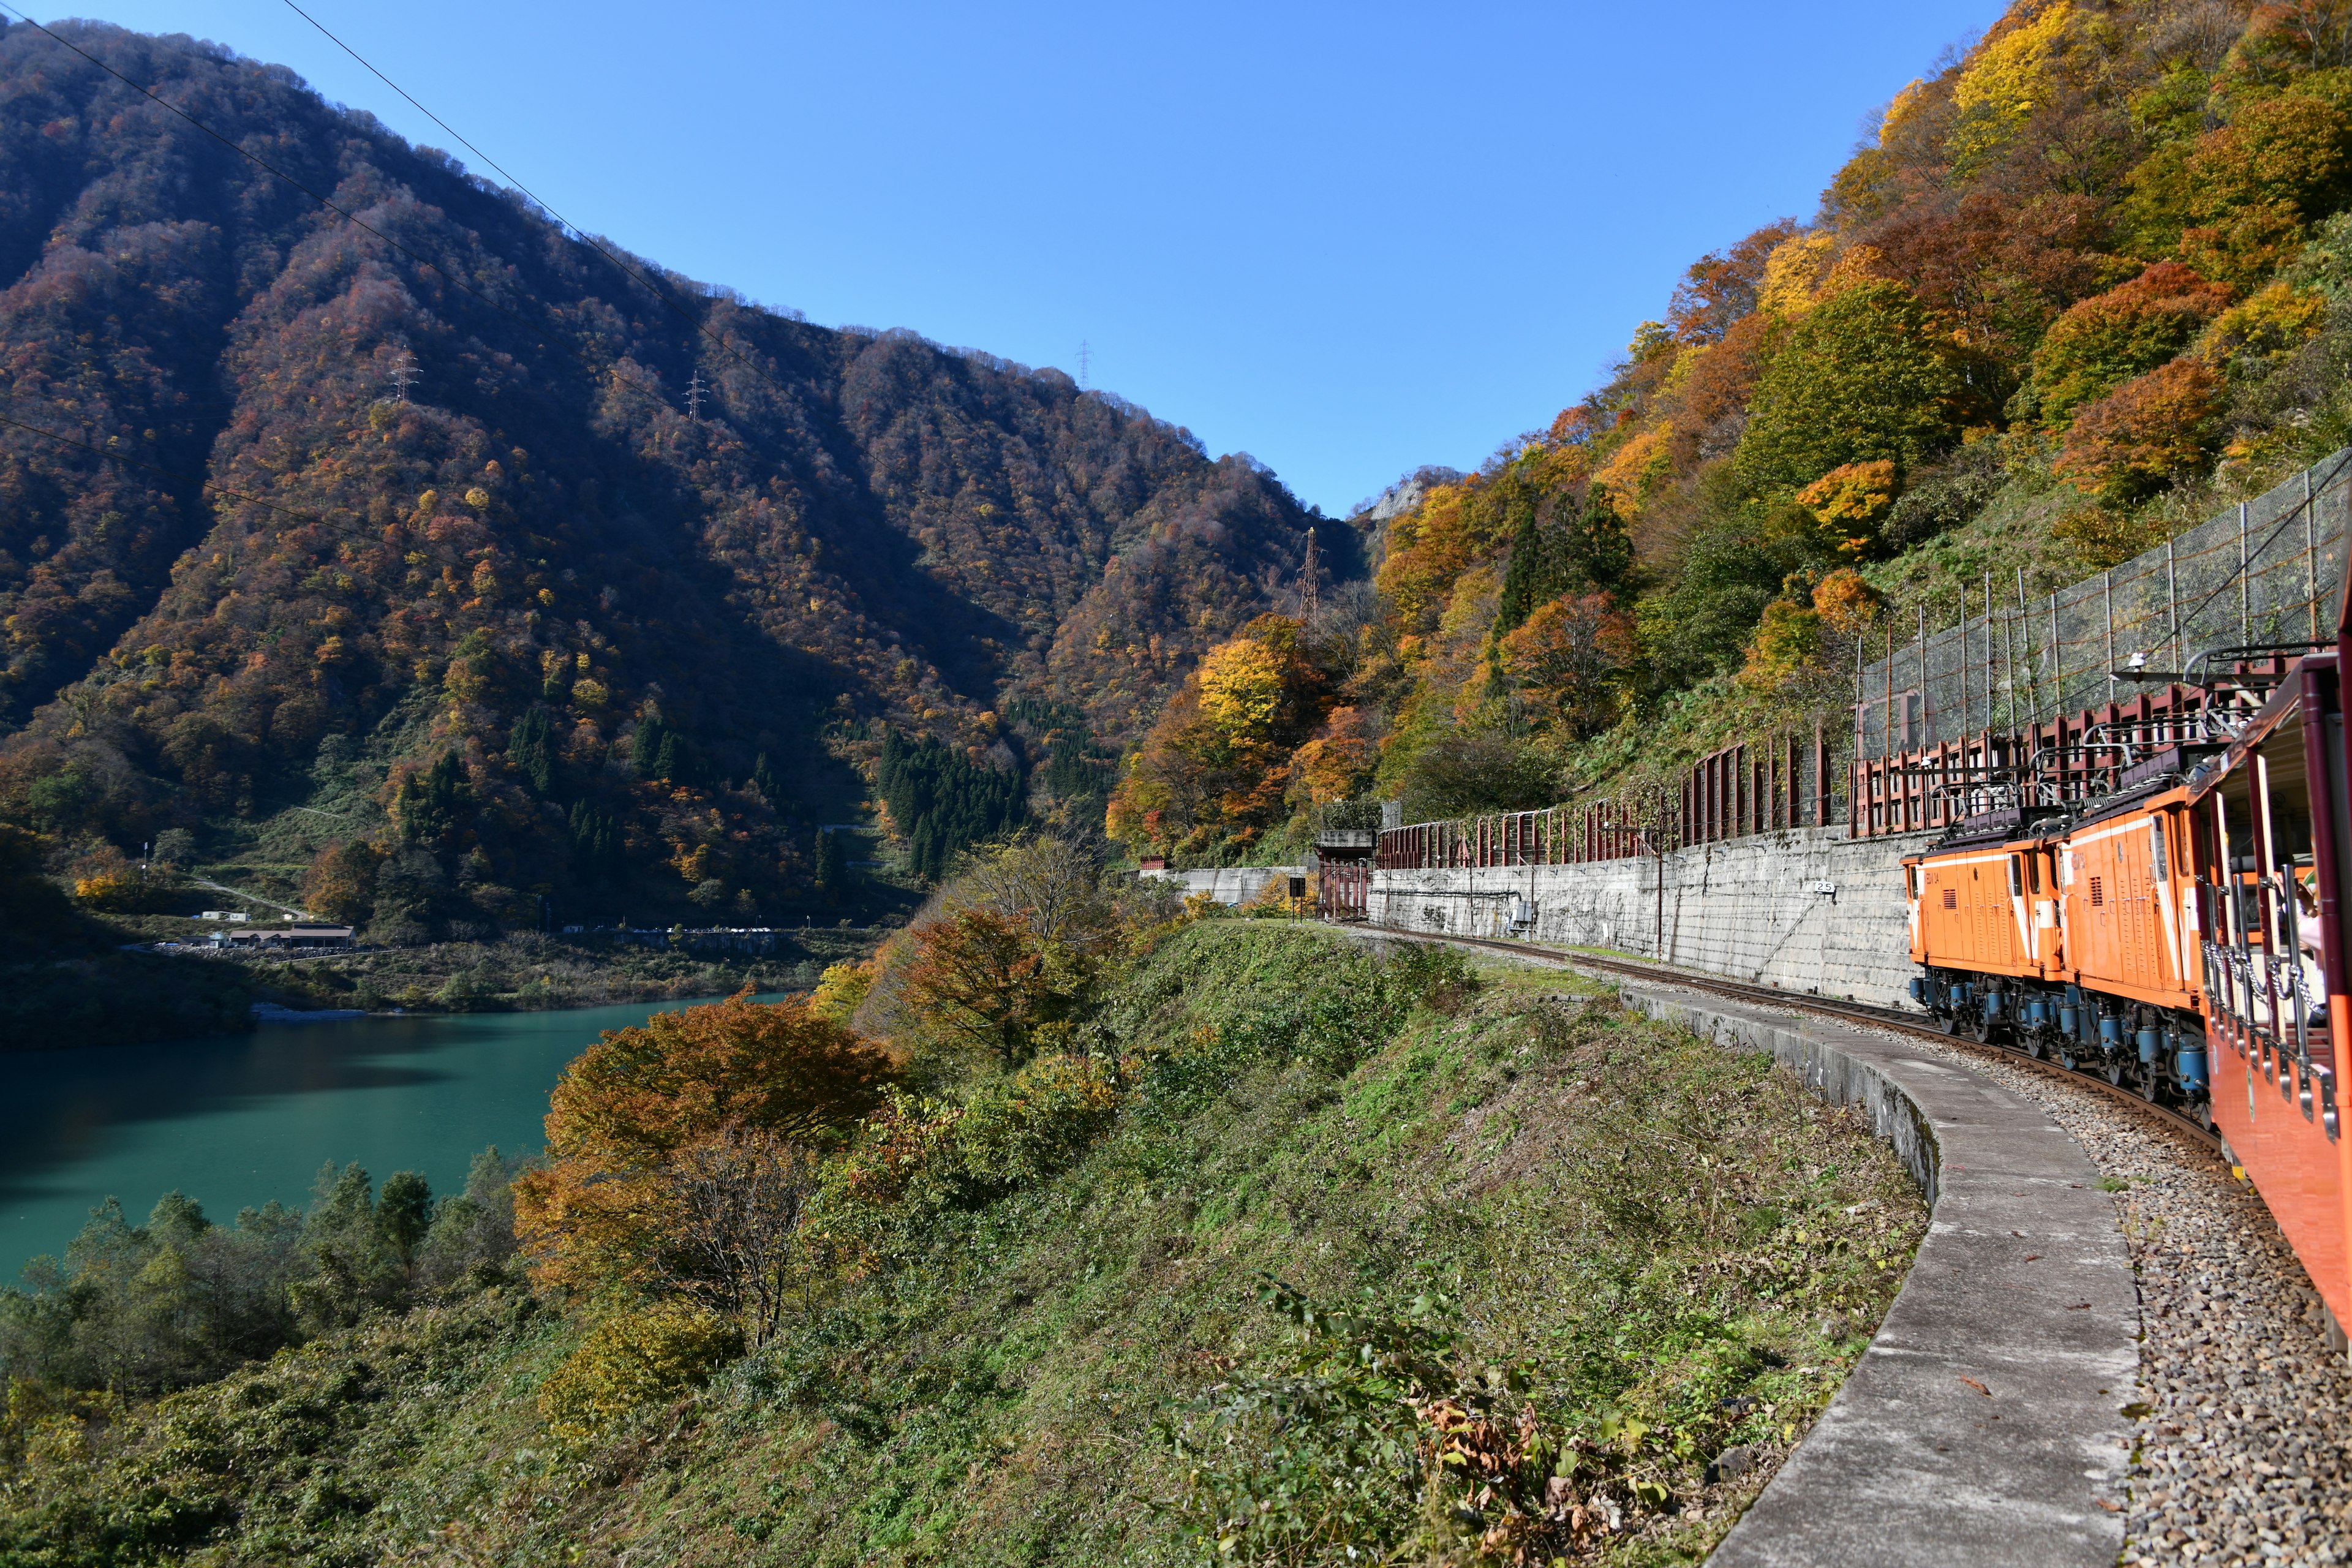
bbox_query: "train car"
[1904,823,2060,1043]
[2050,783,2208,1099]
[2180,652,2351,1332]
[1905,646,2352,1338]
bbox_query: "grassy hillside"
[0,925,1924,1566]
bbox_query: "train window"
[2150,818,2169,881]
[2090,875,2105,907]
[2008,857,2022,897]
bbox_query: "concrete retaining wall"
[1139,864,1305,907]
[1368,826,1937,1007]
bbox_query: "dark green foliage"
[375,1172,433,1265]
[633,716,671,782]
[876,728,1024,882]
[1393,729,1558,821]
[394,753,469,845]
[0,950,256,1049]
[814,826,851,899]
[567,801,619,877]
[1733,281,1967,497]
[1634,501,1799,690]
[752,752,781,808]
[1041,739,1111,802]
[507,708,556,795]
[1493,485,1632,640]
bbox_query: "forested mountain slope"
[1112,0,2352,858]
[0,20,1349,927]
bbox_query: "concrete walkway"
[1621,986,2138,1568]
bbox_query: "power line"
[274,0,805,416]
[0,4,581,369]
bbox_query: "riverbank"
[1,927,879,1052]
[253,926,876,1015]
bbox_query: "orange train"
[1905,650,2352,1338]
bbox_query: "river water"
[2,997,739,1283]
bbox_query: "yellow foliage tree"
[1795,459,1899,557]
[1194,636,1288,741]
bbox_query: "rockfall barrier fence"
[1373,451,2352,869]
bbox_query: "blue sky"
[48,1,1999,515]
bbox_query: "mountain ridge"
[0,18,1359,927]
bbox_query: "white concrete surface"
[1139,864,1306,906]
[1368,826,1938,1007]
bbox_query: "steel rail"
[1357,923,2225,1154]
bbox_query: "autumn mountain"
[0,20,1352,926]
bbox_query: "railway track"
[1360,922,2226,1155]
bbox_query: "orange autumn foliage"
[513,991,897,1291]
[2054,358,2226,504]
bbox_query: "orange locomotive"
[1905,649,2352,1336]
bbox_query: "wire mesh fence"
[1856,451,2352,758]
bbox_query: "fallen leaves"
[1959,1376,1992,1398]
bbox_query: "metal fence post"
[1917,605,1929,749]
[2166,535,2179,671]
[1983,570,1995,741]
[2307,466,2320,644]
[2241,500,2251,641]
[2002,590,2016,734]
[2050,589,2062,720]
[2016,566,2033,722]
[2104,568,2116,704]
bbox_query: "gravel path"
[1847,1025,2352,1565]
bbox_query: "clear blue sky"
[48,1,1999,515]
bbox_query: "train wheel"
[2136,1070,2161,1101]
[1936,1010,1960,1036]
[2105,1057,2128,1087]
[2022,1032,2046,1059]
[1971,1011,2000,1044]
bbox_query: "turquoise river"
[2,997,745,1281]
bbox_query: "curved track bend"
[1359,923,2224,1156]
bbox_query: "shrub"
[2054,358,2226,503]
[514,993,896,1291]
[2022,262,2233,427]
[537,1300,741,1441]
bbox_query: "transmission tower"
[1299,527,1319,621]
[685,370,707,423]
[1078,339,1091,390]
[387,349,419,403]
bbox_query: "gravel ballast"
[1861,1028,2352,1564]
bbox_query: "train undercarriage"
[1912,966,2212,1118]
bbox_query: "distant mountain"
[0,20,1357,927]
